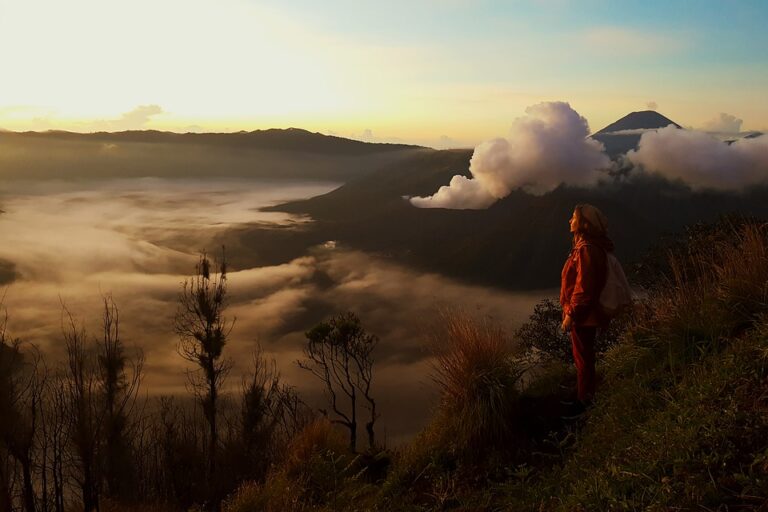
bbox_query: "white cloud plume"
[646,101,658,111]
[410,101,610,209]
[702,113,743,134]
[90,104,164,131]
[436,135,458,149]
[411,174,496,209]
[628,126,768,190]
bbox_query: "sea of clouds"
[0,179,548,442]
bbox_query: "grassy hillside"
[225,219,768,511]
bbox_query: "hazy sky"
[1,0,766,146]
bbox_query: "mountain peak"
[596,110,682,135]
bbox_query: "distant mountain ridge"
[0,128,425,181]
[3,127,422,155]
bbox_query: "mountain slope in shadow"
[256,148,768,290]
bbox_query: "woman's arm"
[567,244,606,323]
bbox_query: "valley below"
[0,177,550,443]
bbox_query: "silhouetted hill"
[591,110,682,158]
[7,128,422,155]
[0,129,423,180]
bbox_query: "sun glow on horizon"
[1,0,767,145]
[0,0,372,124]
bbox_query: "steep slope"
[595,110,682,134]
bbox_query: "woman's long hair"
[572,204,613,251]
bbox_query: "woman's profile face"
[569,210,579,233]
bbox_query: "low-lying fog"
[0,178,550,443]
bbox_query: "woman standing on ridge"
[560,204,614,417]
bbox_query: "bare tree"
[298,312,378,452]
[234,345,312,481]
[0,445,10,512]
[97,296,143,502]
[238,348,281,478]
[43,371,68,512]
[174,252,233,506]
[152,396,207,508]
[275,385,313,439]
[0,312,45,512]
[62,308,102,512]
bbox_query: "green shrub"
[515,298,628,364]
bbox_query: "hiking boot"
[559,389,578,406]
[560,400,591,421]
[560,409,586,421]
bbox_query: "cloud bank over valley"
[628,126,768,191]
[0,179,547,441]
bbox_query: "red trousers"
[571,326,597,402]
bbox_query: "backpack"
[599,252,633,317]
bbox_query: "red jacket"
[560,235,613,327]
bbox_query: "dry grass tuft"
[709,222,768,320]
[283,418,348,478]
[224,419,350,512]
[631,221,768,367]
[428,310,526,454]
